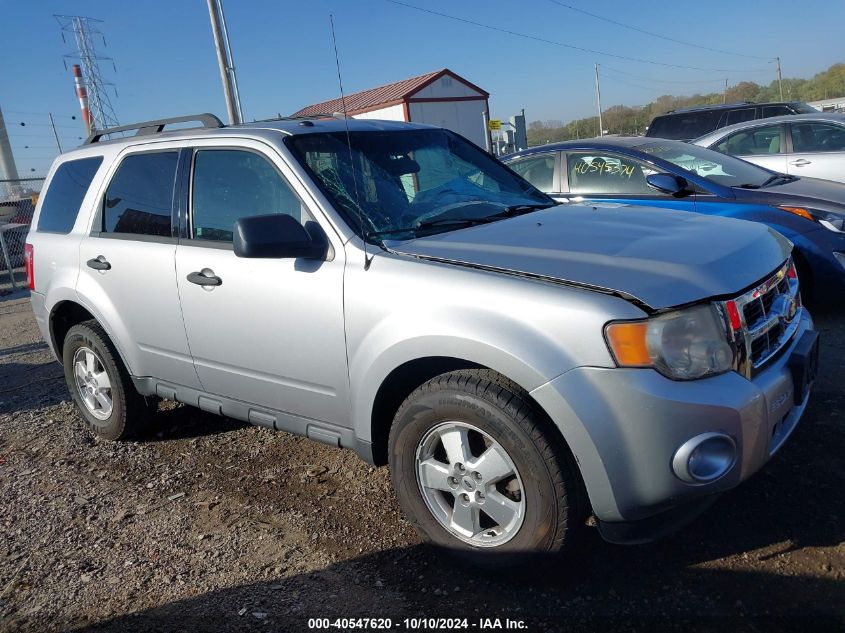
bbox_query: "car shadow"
[141,403,250,442]
[62,542,843,633]
[0,360,68,415]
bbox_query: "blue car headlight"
[779,206,845,233]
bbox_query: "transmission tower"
[55,15,120,131]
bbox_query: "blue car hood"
[390,203,792,310]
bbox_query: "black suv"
[646,101,817,141]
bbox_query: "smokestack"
[72,64,94,132]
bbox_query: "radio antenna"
[330,14,372,270]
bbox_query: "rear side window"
[103,151,178,237]
[646,111,721,140]
[37,157,103,233]
[762,105,792,117]
[725,108,756,126]
[508,153,556,192]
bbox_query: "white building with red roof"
[292,69,490,149]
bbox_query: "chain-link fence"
[1,178,44,288]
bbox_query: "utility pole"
[482,110,493,154]
[724,78,728,104]
[594,64,603,137]
[207,0,243,125]
[48,114,63,153]
[776,56,784,101]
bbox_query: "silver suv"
[27,114,818,560]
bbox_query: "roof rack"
[83,113,224,145]
[666,101,755,114]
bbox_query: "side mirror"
[646,173,692,197]
[234,213,326,259]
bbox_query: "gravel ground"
[0,271,843,632]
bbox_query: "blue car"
[503,138,845,301]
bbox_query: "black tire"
[62,320,148,441]
[388,369,585,565]
[793,252,815,306]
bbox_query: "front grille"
[721,260,801,377]
[741,276,791,330]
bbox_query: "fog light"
[673,433,736,484]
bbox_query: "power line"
[545,0,772,61]
[598,66,728,85]
[384,0,771,73]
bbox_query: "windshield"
[286,129,552,241]
[639,142,778,188]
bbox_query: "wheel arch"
[48,300,134,375]
[366,355,583,484]
[49,300,96,362]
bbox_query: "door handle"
[86,256,111,271]
[187,268,222,287]
[790,159,811,166]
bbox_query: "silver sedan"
[693,112,845,183]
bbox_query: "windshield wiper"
[484,203,554,219]
[738,174,794,190]
[365,203,553,242]
[760,174,794,187]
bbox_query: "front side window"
[566,153,656,195]
[38,156,103,233]
[508,154,556,192]
[726,108,756,126]
[286,129,551,241]
[715,124,783,156]
[191,150,308,242]
[790,122,845,153]
[103,152,178,237]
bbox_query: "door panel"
[77,148,199,387]
[738,154,789,174]
[175,246,348,425]
[78,237,200,387]
[175,145,350,425]
[787,121,845,182]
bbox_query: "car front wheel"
[388,369,585,564]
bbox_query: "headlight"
[605,304,734,380]
[779,206,845,233]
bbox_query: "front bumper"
[530,309,816,533]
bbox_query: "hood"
[388,204,792,310]
[737,177,845,215]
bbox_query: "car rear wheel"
[388,369,585,565]
[62,320,149,441]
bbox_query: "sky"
[2,0,843,176]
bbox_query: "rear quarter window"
[36,156,103,233]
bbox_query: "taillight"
[24,244,34,291]
[787,260,798,279]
